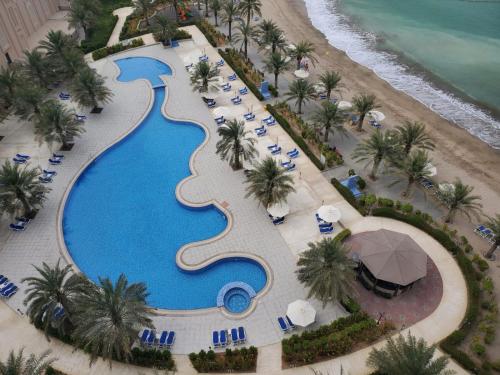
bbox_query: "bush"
[471,341,486,357]
[92,38,145,60]
[268,83,279,97]
[81,15,119,53]
[377,197,394,208]
[189,346,257,372]
[335,228,351,243]
[341,296,361,314]
[130,348,175,370]
[473,254,490,272]
[357,177,366,190]
[400,203,413,214]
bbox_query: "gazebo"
[347,229,428,298]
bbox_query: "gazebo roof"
[347,229,428,286]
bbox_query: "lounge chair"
[185,63,193,70]
[215,116,225,125]
[265,118,276,126]
[286,316,296,330]
[158,331,168,348]
[320,225,334,234]
[228,73,237,81]
[15,217,30,223]
[15,154,30,160]
[231,96,242,104]
[220,330,228,347]
[9,223,25,231]
[212,331,220,347]
[0,283,14,294]
[75,114,86,122]
[13,157,27,164]
[238,327,246,343]
[319,93,327,100]
[53,153,64,159]
[59,92,70,100]
[222,83,231,92]
[369,120,381,129]
[207,100,216,108]
[287,149,299,158]
[39,176,52,183]
[166,331,175,348]
[244,114,255,121]
[285,163,296,171]
[267,144,279,150]
[262,115,273,123]
[43,170,57,176]
[315,213,327,224]
[171,40,180,47]
[474,225,486,233]
[256,129,267,136]
[48,158,62,165]
[140,329,150,345]
[231,328,239,344]
[0,276,7,285]
[199,55,208,62]
[281,160,291,167]
[278,317,289,332]
[216,59,224,67]
[147,330,156,347]
[270,147,281,155]
[1,285,17,298]
[481,229,493,239]
[239,87,248,95]
[272,216,285,225]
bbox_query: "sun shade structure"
[317,205,341,222]
[338,100,352,110]
[286,300,316,327]
[426,163,437,177]
[267,202,290,218]
[348,229,427,286]
[294,69,310,79]
[368,110,385,122]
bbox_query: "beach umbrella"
[288,43,296,51]
[317,205,342,222]
[313,83,326,94]
[267,202,290,218]
[338,100,352,110]
[294,69,310,79]
[426,163,437,177]
[439,183,455,193]
[212,106,235,120]
[368,110,385,122]
[286,300,316,327]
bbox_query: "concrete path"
[107,7,134,46]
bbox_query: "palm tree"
[22,260,89,337]
[440,179,482,223]
[312,101,347,142]
[60,47,85,79]
[285,79,316,114]
[233,21,255,57]
[190,61,219,93]
[23,49,53,88]
[256,21,286,53]
[352,93,379,131]
[485,214,500,259]
[0,65,20,109]
[367,332,455,375]
[0,161,49,219]
[395,121,435,155]
[153,14,178,46]
[216,120,258,170]
[221,0,239,40]
[38,30,78,65]
[34,100,85,149]
[238,0,262,26]
[352,129,398,179]
[264,52,290,88]
[296,238,357,307]
[13,84,47,120]
[319,71,342,101]
[389,150,433,197]
[204,0,209,17]
[71,67,113,112]
[245,157,295,208]
[169,0,180,22]
[72,274,153,366]
[291,40,318,70]
[210,0,222,26]
[0,349,55,375]
[134,0,153,27]
[68,0,100,39]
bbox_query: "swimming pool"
[62,56,267,310]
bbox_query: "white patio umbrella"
[294,69,310,79]
[426,163,437,177]
[267,202,290,218]
[439,183,455,193]
[313,83,325,94]
[288,43,296,51]
[338,100,352,110]
[317,205,342,222]
[368,110,385,122]
[286,300,316,327]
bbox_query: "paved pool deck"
[0,26,468,374]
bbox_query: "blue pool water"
[63,56,267,310]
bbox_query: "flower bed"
[189,347,258,373]
[281,312,394,367]
[92,38,145,60]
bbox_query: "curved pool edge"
[56,51,273,317]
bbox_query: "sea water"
[304,0,500,148]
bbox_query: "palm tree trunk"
[228,20,232,40]
[357,114,365,131]
[324,124,330,142]
[174,0,179,22]
[369,158,381,180]
[327,89,331,101]
[403,179,413,197]
[247,12,250,26]
[274,73,278,88]
[445,208,454,223]
[204,0,209,17]
[244,39,248,57]
[18,194,33,218]
[296,56,301,70]
[485,239,499,259]
[214,11,218,26]
[298,100,303,114]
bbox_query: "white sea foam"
[304,0,500,149]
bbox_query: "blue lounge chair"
[220,330,228,347]
[48,158,61,165]
[285,163,296,171]
[147,330,156,346]
[140,329,150,345]
[185,63,193,70]
[286,316,296,329]
[239,87,248,95]
[59,92,70,100]
[287,149,300,158]
[43,170,57,176]
[319,222,333,228]
[231,328,239,344]
[15,217,30,223]
[0,276,7,285]
[319,93,327,100]
[158,331,168,348]
[232,98,242,105]
[222,84,231,92]
[1,285,17,298]
[267,144,279,150]
[231,96,241,104]
[244,113,255,121]
[272,216,285,225]
[0,283,14,293]
[199,55,208,62]
[215,116,225,125]
[16,154,30,160]
[39,176,52,183]
[270,147,281,155]
[238,327,246,343]
[75,114,86,122]
[9,223,25,231]
[228,73,237,81]
[212,331,220,347]
[474,225,486,233]
[265,118,276,126]
[278,317,289,332]
[13,157,27,164]
[171,40,179,47]
[281,160,291,167]
[259,80,271,100]
[207,100,216,108]
[481,229,493,239]
[320,225,334,234]
[256,129,267,136]
[262,115,273,123]
[53,153,64,159]
[216,59,224,67]
[315,213,327,223]
[166,331,175,348]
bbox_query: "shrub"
[46,367,66,375]
[482,277,494,295]
[400,203,413,214]
[341,296,361,314]
[130,348,175,370]
[189,347,257,372]
[471,340,486,357]
[472,254,490,272]
[197,19,226,47]
[268,83,279,97]
[348,169,356,176]
[81,15,119,53]
[92,38,145,60]
[357,177,366,190]
[377,197,394,208]
[335,228,351,243]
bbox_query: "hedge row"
[371,207,482,373]
[81,15,119,53]
[218,49,265,101]
[92,38,145,60]
[189,347,258,373]
[266,104,324,170]
[282,313,393,366]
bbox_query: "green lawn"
[80,0,133,53]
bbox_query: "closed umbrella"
[286,300,316,327]
[267,202,290,218]
[317,205,341,222]
[338,101,352,110]
[426,163,437,177]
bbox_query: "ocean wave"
[304,0,500,149]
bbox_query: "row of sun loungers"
[14,153,65,166]
[0,275,18,298]
[278,316,296,332]
[213,327,246,347]
[474,225,497,243]
[420,178,434,189]
[9,217,30,231]
[139,329,175,349]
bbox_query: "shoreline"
[263,0,500,217]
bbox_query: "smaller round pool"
[217,281,257,314]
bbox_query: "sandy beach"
[262,0,500,218]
